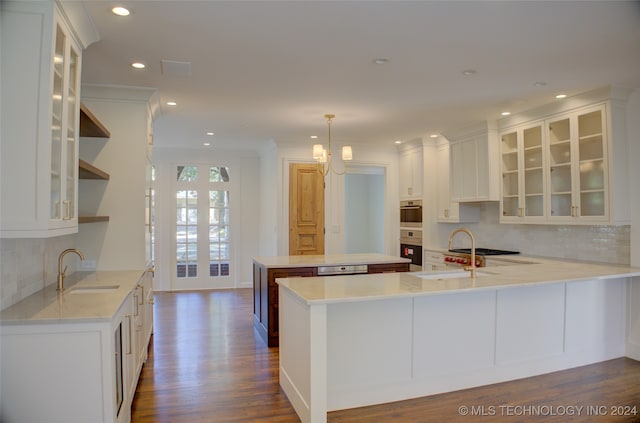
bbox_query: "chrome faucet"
[448,228,476,278]
[57,248,85,291]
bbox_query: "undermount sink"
[414,270,489,280]
[68,285,120,294]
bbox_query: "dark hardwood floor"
[131,289,640,422]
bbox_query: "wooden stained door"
[289,163,324,255]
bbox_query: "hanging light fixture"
[313,114,352,176]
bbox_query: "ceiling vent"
[160,60,192,77]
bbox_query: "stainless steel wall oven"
[400,200,422,228]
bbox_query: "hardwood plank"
[131,289,640,422]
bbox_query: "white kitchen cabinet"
[499,121,547,223]
[547,105,609,223]
[398,143,423,198]
[1,2,86,237]
[446,122,500,203]
[500,101,620,224]
[0,270,152,423]
[498,87,631,225]
[435,141,480,223]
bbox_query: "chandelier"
[313,114,353,176]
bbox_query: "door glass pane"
[176,190,198,278]
[210,166,230,182]
[177,165,198,181]
[209,190,230,277]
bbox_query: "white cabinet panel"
[414,290,496,377]
[447,123,500,203]
[565,278,625,355]
[435,141,480,223]
[496,284,565,364]
[327,298,413,392]
[398,144,423,198]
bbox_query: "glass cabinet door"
[50,25,65,219]
[548,117,573,217]
[50,21,79,224]
[64,45,79,220]
[577,109,605,217]
[501,131,520,217]
[522,124,544,217]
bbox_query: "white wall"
[153,148,260,290]
[76,94,150,271]
[258,143,278,257]
[627,90,640,266]
[345,171,385,254]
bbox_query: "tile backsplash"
[440,203,630,265]
[1,235,77,310]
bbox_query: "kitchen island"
[253,253,410,346]
[276,257,640,423]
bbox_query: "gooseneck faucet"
[448,228,476,278]
[57,248,85,291]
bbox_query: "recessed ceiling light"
[203,142,211,146]
[206,132,215,136]
[462,69,477,76]
[394,140,402,144]
[429,134,439,138]
[501,112,511,116]
[131,62,145,69]
[166,101,177,106]
[533,81,547,87]
[310,135,318,139]
[112,6,130,16]
[373,58,390,65]
[555,94,567,99]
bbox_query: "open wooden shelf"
[80,103,111,138]
[79,216,110,224]
[79,159,110,180]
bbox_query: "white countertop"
[0,270,145,324]
[253,253,410,268]
[276,256,640,304]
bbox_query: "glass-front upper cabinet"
[51,21,80,224]
[546,105,607,222]
[500,131,519,219]
[499,122,545,222]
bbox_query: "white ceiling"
[79,1,640,152]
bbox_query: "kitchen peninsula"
[253,254,410,346]
[276,257,640,423]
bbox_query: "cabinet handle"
[133,293,139,316]
[444,209,449,218]
[147,190,153,234]
[63,200,72,220]
[126,315,132,355]
[571,205,579,217]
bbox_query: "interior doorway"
[344,166,385,254]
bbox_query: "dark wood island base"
[252,255,410,347]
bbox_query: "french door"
[172,164,232,290]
